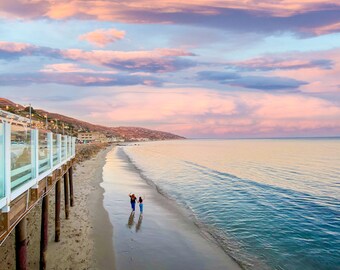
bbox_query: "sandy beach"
[0,145,115,270]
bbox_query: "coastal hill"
[0,98,185,141]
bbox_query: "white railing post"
[57,134,61,164]
[33,129,39,186]
[63,135,67,161]
[66,136,68,159]
[72,137,76,157]
[3,122,11,212]
[48,132,53,171]
[68,136,71,159]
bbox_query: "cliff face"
[0,98,185,141]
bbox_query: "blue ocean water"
[121,139,340,270]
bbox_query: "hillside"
[0,98,185,141]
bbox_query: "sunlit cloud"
[61,48,196,72]
[0,1,339,35]
[0,41,196,73]
[79,28,126,47]
[0,72,163,87]
[50,87,340,137]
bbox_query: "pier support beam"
[40,194,49,270]
[64,173,70,220]
[69,167,74,207]
[55,180,61,242]
[15,217,27,270]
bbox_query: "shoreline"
[122,147,246,267]
[102,147,243,270]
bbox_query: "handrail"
[0,109,30,126]
[0,116,76,212]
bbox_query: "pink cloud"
[0,41,196,73]
[79,28,125,47]
[269,48,340,93]
[0,1,339,35]
[61,48,196,72]
[250,94,340,119]
[40,63,117,74]
[2,0,333,19]
[63,87,340,138]
[305,22,340,35]
[0,41,32,52]
[41,63,95,73]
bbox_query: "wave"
[118,147,266,270]
[117,140,340,270]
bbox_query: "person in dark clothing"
[129,193,137,212]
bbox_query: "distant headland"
[0,97,185,142]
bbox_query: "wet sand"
[101,147,243,270]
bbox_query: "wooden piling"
[15,217,27,270]
[69,167,74,207]
[55,179,61,242]
[64,172,70,219]
[40,194,49,270]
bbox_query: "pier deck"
[0,109,76,269]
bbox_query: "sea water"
[120,139,340,270]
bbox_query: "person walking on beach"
[138,196,144,214]
[129,193,137,212]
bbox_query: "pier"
[0,109,76,269]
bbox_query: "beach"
[0,144,242,270]
[102,147,242,270]
[0,145,115,269]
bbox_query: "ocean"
[111,139,340,270]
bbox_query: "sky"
[0,0,339,138]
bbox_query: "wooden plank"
[56,168,62,177]
[38,179,47,198]
[47,175,53,186]
[0,212,9,237]
[9,193,27,226]
[29,189,38,207]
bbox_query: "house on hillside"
[77,132,108,143]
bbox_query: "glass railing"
[38,131,51,175]
[61,135,67,161]
[52,134,59,167]
[10,125,34,191]
[67,136,71,158]
[72,137,76,156]
[0,123,5,200]
[0,114,76,210]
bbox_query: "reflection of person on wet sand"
[135,214,143,233]
[127,211,135,229]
